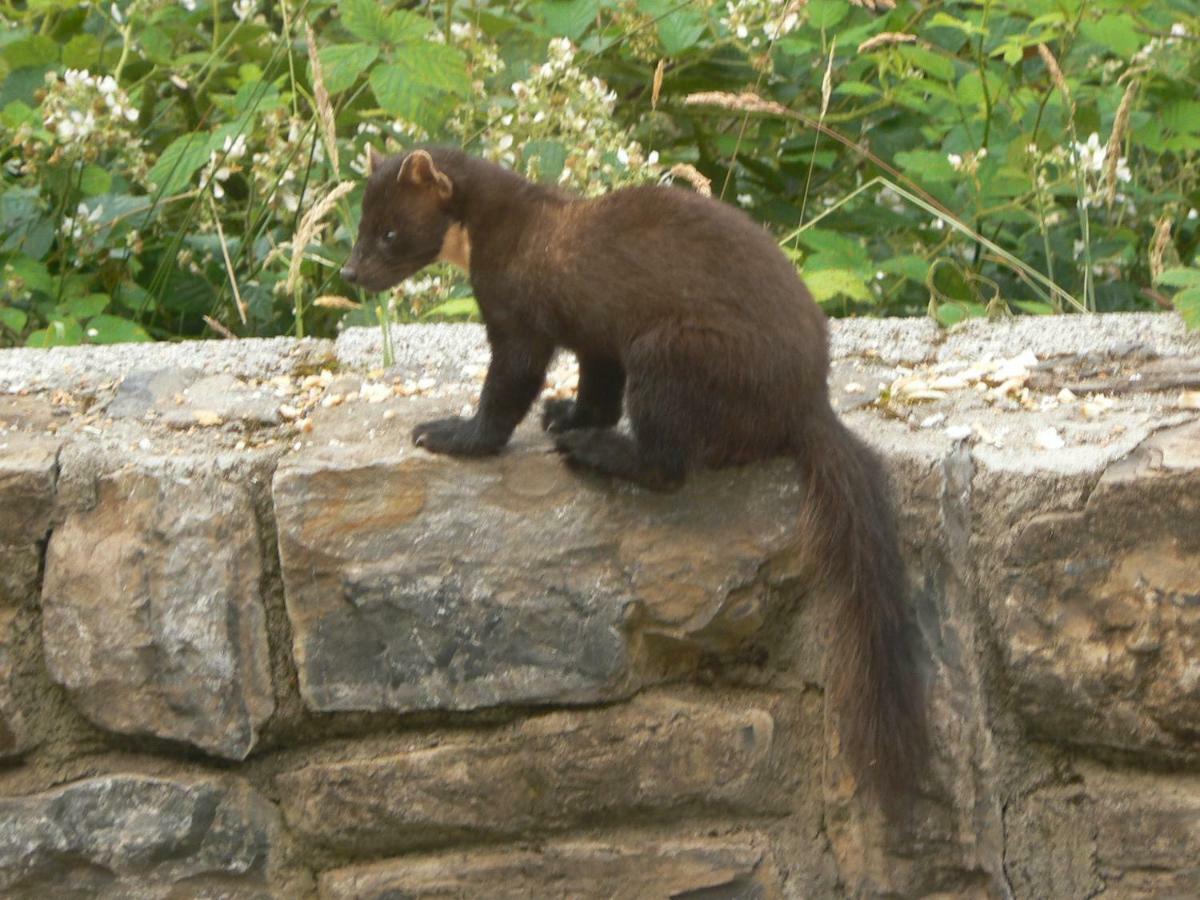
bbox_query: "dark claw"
[411,416,502,457]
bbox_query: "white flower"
[1073,132,1105,172]
[233,0,256,20]
[947,153,963,169]
[179,0,198,11]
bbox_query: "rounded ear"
[365,144,386,177]
[398,149,453,200]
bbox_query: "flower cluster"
[199,133,248,200]
[720,0,805,49]
[249,110,321,215]
[1133,22,1189,65]
[468,38,660,195]
[947,147,987,176]
[1026,134,1134,214]
[37,69,148,178]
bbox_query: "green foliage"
[1,0,1199,348]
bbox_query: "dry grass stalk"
[1149,215,1172,282]
[684,90,791,117]
[820,39,837,120]
[313,294,361,310]
[850,0,896,9]
[666,163,712,196]
[652,58,665,110]
[202,315,237,339]
[207,193,247,323]
[1103,80,1137,206]
[1038,43,1072,110]
[287,180,354,296]
[857,32,917,54]
[305,22,339,175]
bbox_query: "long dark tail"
[795,406,928,806]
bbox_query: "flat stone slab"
[278,695,779,853]
[320,835,781,899]
[42,463,274,760]
[0,774,281,899]
[995,418,1200,756]
[1006,765,1200,898]
[0,432,58,759]
[274,421,805,713]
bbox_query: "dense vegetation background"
[1,0,1198,347]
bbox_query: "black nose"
[340,265,358,284]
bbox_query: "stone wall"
[0,313,1198,898]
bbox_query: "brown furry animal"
[342,146,927,806]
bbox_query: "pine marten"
[341,146,928,806]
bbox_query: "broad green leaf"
[2,35,57,69]
[1080,15,1141,58]
[524,139,567,183]
[804,268,871,303]
[542,0,599,40]
[0,306,27,333]
[148,131,217,196]
[639,0,707,55]
[6,255,52,294]
[806,0,849,30]
[421,297,480,320]
[85,314,151,344]
[80,165,112,197]
[0,100,35,129]
[895,149,958,183]
[880,255,930,283]
[233,79,285,116]
[798,229,870,271]
[1162,101,1200,135]
[26,317,83,347]
[63,293,109,318]
[1175,287,1200,330]
[317,43,379,95]
[897,45,955,81]
[339,0,430,44]
[934,301,985,326]
[928,12,987,36]
[1156,267,1200,288]
[62,33,100,68]
[835,81,879,97]
[370,46,469,128]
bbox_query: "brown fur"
[341,147,928,807]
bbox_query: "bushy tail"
[795,407,928,807]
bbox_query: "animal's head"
[340,147,457,292]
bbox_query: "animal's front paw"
[412,416,501,457]
[541,398,581,433]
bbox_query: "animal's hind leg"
[554,425,686,491]
[553,328,716,490]
[542,354,625,433]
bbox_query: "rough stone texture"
[0,774,281,899]
[278,695,779,853]
[995,418,1200,757]
[1005,765,1200,899]
[108,369,285,428]
[0,432,57,759]
[0,334,334,393]
[274,438,805,713]
[0,312,1199,898]
[320,835,781,899]
[42,465,274,759]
